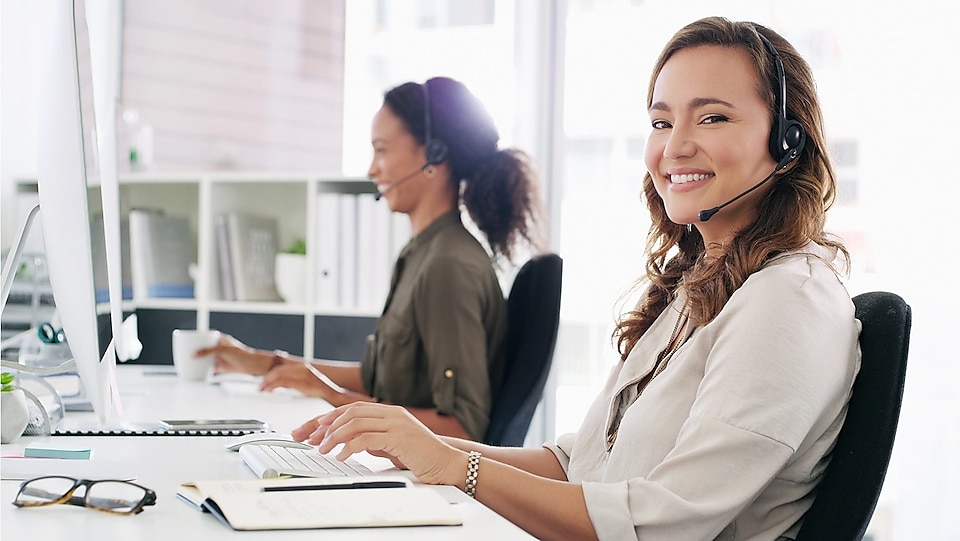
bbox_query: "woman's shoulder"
[750,242,847,289]
[427,220,492,264]
[730,242,853,323]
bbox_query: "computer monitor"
[34,0,124,426]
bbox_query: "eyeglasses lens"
[84,480,149,513]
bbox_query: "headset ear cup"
[769,119,806,165]
[781,120,806,165]
[783,121,804,152]
[425,138,448,166]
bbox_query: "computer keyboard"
[239,444,374,479]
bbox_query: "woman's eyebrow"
[649,97,736,112]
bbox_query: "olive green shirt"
[360,211,507,441]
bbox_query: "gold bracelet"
[464,451,481,498]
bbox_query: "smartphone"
[159,419,266,431]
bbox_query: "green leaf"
[283,238,307,255]
[1,371,15,391]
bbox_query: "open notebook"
[178,477,462,530]
[239,444,376,479]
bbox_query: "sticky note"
[23,446,92,460]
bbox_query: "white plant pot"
[1,389,31,443]
[275,253,307,304]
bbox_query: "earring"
[424,165,436,177]
[686,223,693,233]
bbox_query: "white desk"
[0,366,535,540]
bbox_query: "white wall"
[0,0,45,250]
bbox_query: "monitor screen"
[36,0,123,426]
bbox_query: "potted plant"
[1,371,31,443]
[275,238,307,304]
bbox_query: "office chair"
[484,253,562,447]
[796,291,911,541]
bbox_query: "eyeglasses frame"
[12,475,157,515]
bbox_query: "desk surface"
[0,366,534,540]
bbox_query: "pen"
[262,480,407,492]
[302,360,328,383]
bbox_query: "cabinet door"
[313,315,377,362]
[209,312,305,357]
[126,308,199,365]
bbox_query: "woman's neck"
[408,200,457,236]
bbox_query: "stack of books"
[128,209,194,299]
[215,212,282,302]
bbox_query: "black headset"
[422,80,449,167]
[757,32,806,170]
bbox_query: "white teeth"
[670,173,711,184]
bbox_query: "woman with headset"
[292,17,860,541]
[198,77,544,442]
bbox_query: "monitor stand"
[0,204,40,316]
[38,371,92,411]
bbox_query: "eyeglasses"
[12,476,157,515]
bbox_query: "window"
[341,0,515,176]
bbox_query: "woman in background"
[293,17,860,541]
[198,77,544,442]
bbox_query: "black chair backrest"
[484,253,562,447]
[796,291,911,541]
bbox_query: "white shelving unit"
[15,172,384,363]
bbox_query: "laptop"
[239,444,375,479]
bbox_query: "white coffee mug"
[171,329,221,381]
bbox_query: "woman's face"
[368,104,427,213]
[645,44,778,244]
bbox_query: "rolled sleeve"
[543,432,576,474]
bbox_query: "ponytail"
[461,148,544,262]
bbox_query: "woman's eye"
[651,119,671,130]
[701,114,729,125]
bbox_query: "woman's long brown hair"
[614,17,849,361]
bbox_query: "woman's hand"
[293,403,465,486]
[261,363,336,399]
[194,334,269,375]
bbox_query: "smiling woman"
[645,45,781,240]
[289,17,861,541]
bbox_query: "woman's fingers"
[317,407,391,452]
[290,414,327,442]
[296,406,351,444]
[260,364,329,397]
[306,403,462,485]
[195,334,234,357]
